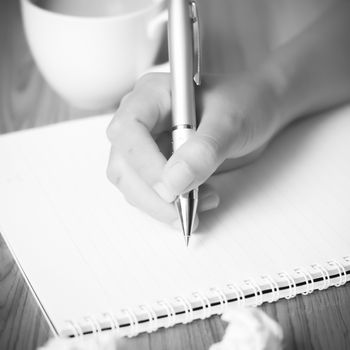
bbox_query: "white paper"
[0,107,349,333]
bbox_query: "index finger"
[107,73,172,140]
[106,73,177,213]
[107,73,172,187]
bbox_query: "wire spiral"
[61,257,349,338]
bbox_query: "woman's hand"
[106,69,284,226]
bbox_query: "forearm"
[264,0,350,126]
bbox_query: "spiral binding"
[157,299,176,328]
[175,296,194,324]
[328,260,347,287]
[192,291,212,319]
[226,283,245,306]
[102,312,120,332]
[84,315,102,334]
[65,319,83,337]
[295,268,315,295]
[279,271,297,299]
[61,256,349,338]
[244,279,263,306]
[139,304,158,333]
[210,287,228,314]
[311,264,330,290]
[121,308,139,337]
[262,275,280,303]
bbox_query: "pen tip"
[184,235,190,247]
[175,192,198,238]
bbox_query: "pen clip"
[189,1,201,86]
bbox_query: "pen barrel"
[169,0,197,128]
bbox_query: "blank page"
[0,107,349,333]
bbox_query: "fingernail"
[198,193,220,212]
[153,182,176,203]
[164,161,195,194]
[200,188,217,201]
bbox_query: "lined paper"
[0,107,349,333]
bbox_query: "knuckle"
[137,159,160,181]
[123,194,137,208]
[220,112,256,156]
[120,90,136,110]
[119,96,150,128]
[231,115,256,155]
[137,77,170,114]
[222,111,245,132]
[118,91,129,105]
[136,72,158,86]
[137,72,170,88]
[106,157,124,187]
[106,166,122,187]
[106,117,124,143]
[154,88,171,117]
[197,134,220,165]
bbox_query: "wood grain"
[0,0,349,349]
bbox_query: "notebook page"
[0,107,349,333]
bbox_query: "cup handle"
[148,8,168,39]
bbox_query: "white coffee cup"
[21,0,168,111]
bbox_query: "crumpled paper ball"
[38,333,123,350]
[210,307,283,350]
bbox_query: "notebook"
[0,106,349,338]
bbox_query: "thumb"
[162,133,224,196]
[157,112,245,199]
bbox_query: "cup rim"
[21,0,168,21]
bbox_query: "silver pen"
[168,0,201,246]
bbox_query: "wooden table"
[0,0,349,349]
